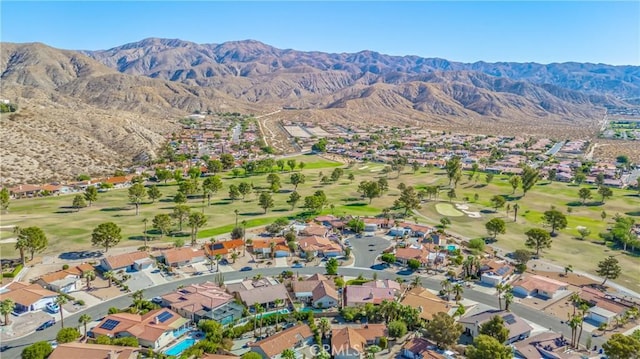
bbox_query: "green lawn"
[2,159,639,292]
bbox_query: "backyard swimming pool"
[164,332,203,356]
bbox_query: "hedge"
[2,264,23,278]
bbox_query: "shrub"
[112,337,139,347]
[62,264,69,270]
[2,264,23,278]
[56,327,81,343]
[21,341,53,359]
[108,307,120,314]
[95,335,112,344]
[75,300,85,306]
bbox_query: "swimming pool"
[164,334,200,356]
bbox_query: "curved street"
[1,265,601,359]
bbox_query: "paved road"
[1,266,605,359]
[231,124,241,143]
[348,235,390,267]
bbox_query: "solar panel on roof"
[100,319,120,330]
[503,314,516,325]
[496,266,510,276]
[157,311,174,323]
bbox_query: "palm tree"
[274,299,284,330]
[318,317,330,339]
[255,304,264,337]
[103,271,114,287]
[241,220,248,256]
[215,254,223,272]
[440,279,452,301]
[569,292,582,316]
[231,251,239,264]
[56,296,68,328]
[576,303,589,348]
[84,270,96,290]
[1,299,15,326]
[142,217,149,250]
[504,292,514,311]
[452,283,464,301]
[411,276,421,289]
[131,290,144,312]
[281,348,296,359]
[496,283,505,310]
[15,235,28,266]
[564,265,573,277]
[269,241,276,259]
[207,258,215,271]
[79,314,92,339]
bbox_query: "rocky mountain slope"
[1,38,638,184]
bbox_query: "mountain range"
[1,37,639,184]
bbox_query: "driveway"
[348,235,391,268]
[126,271,154,290]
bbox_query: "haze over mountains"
[1,37,639,184]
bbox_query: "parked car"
[151,297,163,304]
[240,266,252,272]
[193,271,203,276]
[36,319,56,331]
[46,303,60,314]
[292,263,304,268]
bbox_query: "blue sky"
[2,1,639,65]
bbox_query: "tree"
[103,271,114,287]
[348,173,355,182]
[326,257,339,275]
[348,218,365,233]
[84,186,98,207]
[174,192,187,204]
[56,295,68,327]
[312,138,328,152]
[485,218,506,240]
[72,194,87,212]
[445,156,462,187]
[468,238,486,252]
[602,333,640,359]
[16,226,48,261]
[485,173,495,184]
[206,159,223,174]
[577,227,591,240]
[84,270,96,289]
[424,312,463,349]
[287,191,301,210]
[152,214,172,239]
[290,173,306,190]
[128,182,147,215]
[287,159,297,172]
[358,180,381,203]
[147,185,162,203]
[380,253,396,264]
[447,188,457,202]
[524,228,552,256]
[202,175,223,206]
[394,186,421,215]
[503,291,514,311]
[440,217,451,229]
[56,327,81,343]
[281,349,296,359]
[578,187,592,205]
[258,192,274,214]
[490,195,506,212]
[509,176,522,194]
[520,166,540,196]
[21,341,53,359]
[241,353,263,359]
[1,299,14,326]
[276,159,286,172]
[0,187,9,212]
[228,184,241,201]
[238,182,252,199]
[452,283,464,301]
[574,173,586,185]
[598,186,613,203]
[90,222,122,252]
[466,334,513,359]
[543,209,567,236]
[388,320,408,338]
[513,203,520,222]
[407,259,421,271]
[480,315,509,343]
[220,153,235,170]
[596,256,621,285]
[331,168,344,182]
[188,212,207,246]
[172,205,190,232]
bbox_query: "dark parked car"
[240,266,252,272]
[36,319,56,331]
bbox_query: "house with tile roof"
[160,281,242,325]
[248,324,314,358]
[204,239,244,258]
[459,310,533,344]
[250,238,291,258]
[226,277,291,309]
[512,332,583,359]
[400,287,450,321]
[158,247,207,268]
[48,343,143,359]
[100,251,153,272]
[512,275,569,299]
[344,285,398,307]
[90,308,189,350]
[0,282,58,315]
[479,260,515,287]
[291,274,339,309]
[401,337,451,359]
[298,236,343,257]
[35,263,95,293]
[331,324,387,359]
